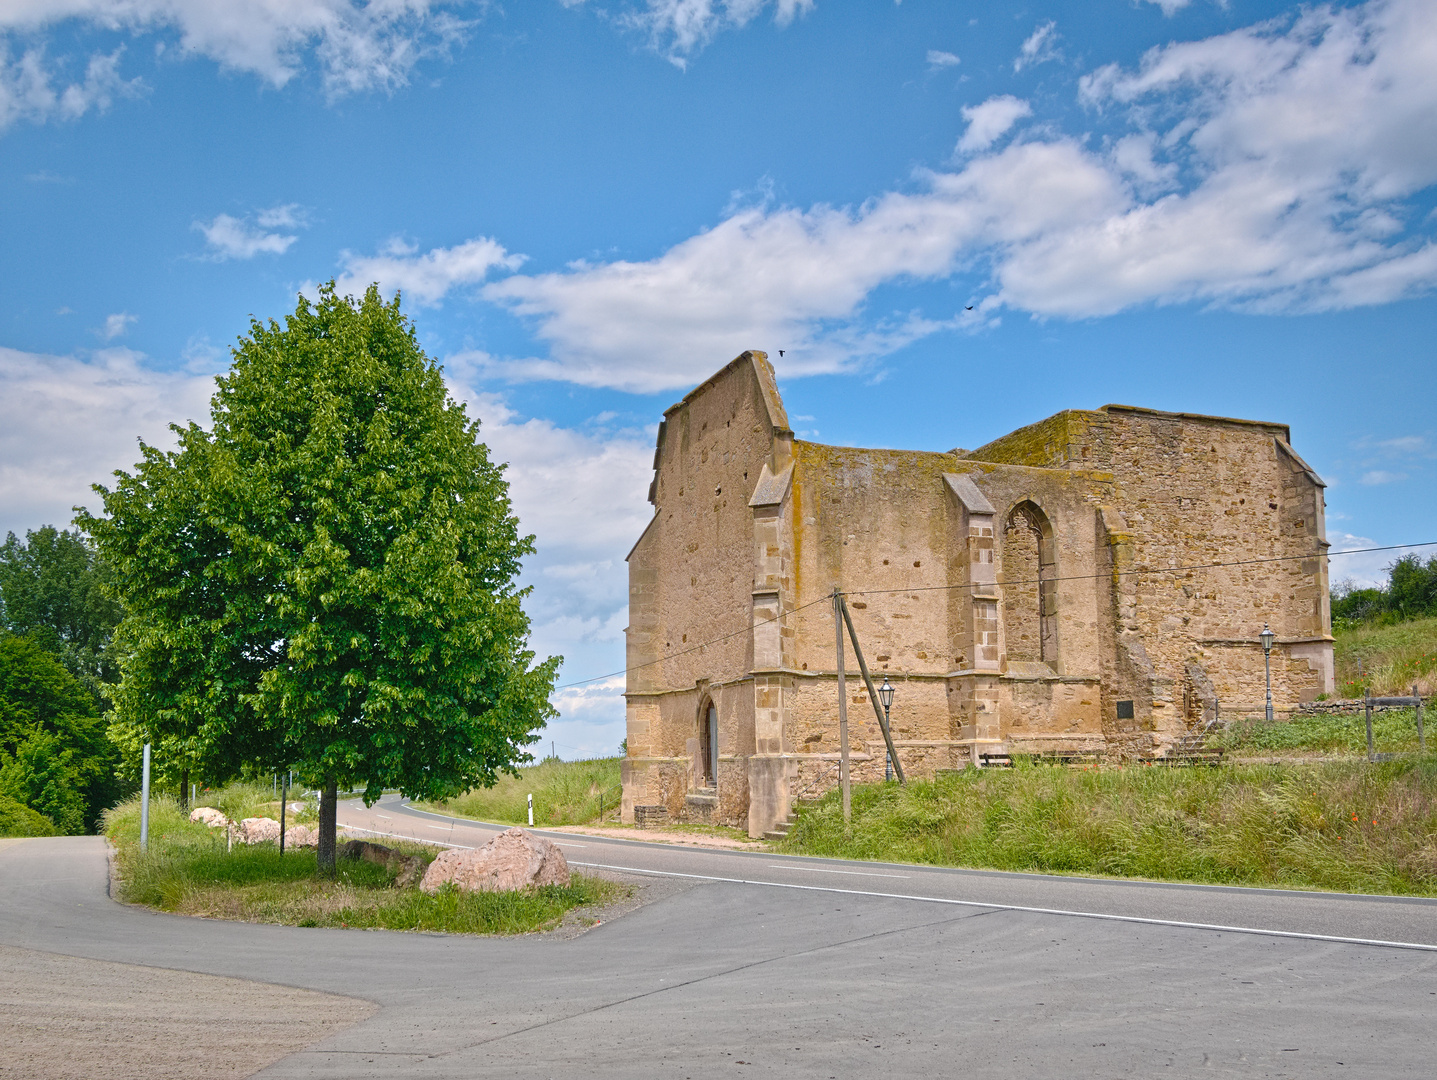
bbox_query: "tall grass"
[1211,708,1427,756]
[427,756,623,826]
[103,792,621,933]
[780,760,1437,896]
[1333,615,1437,697]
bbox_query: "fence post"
[139,742,151,853]
[834,587,851,827]
[1364,690,1375,763]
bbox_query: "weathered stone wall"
[626,360,1334,833]
[624,351,789,828]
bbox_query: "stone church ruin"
[620,351,1335,838]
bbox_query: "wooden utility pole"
[834,587,851,825]
[838,595,906,784]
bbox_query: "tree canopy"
[0,632,116,833]
[1332,554,1437,625]
[0,526,123,695]
[80,285,558,865]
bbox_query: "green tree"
[0,632,117,832]
[0,729,86,834]
[0,526,123,695]
[80,285,559,871]
[1388,554,1437,619]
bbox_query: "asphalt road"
[2,799,1436,1078]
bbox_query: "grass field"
[779,758,1437,896]
[105,795,621,933]
[1211,708,1427,756]
[1333,615,1437,698]
[423,756,623,826]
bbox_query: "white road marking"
[339,825,471,849]
[768,864,909,879]
[427,824,456,831]
[374,814,391,819]
[568,861,1437,954]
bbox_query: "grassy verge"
[1333,615,1437,698]
[1210,708,1428,756]
[423,756,622,826]
[104,794,623,934]
[778,759,1437,896]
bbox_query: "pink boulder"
[283,824,319,847]
[420,828,570,893]
[239,817,281,844]
[189,807,229,828]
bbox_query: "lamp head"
[1260,623,1275,653]
[877,676,895,711]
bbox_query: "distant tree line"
[0,527,126,833]
[1331,554,1437,626]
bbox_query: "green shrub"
[0,792,58,837]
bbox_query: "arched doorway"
[1002,501,1059,669]
[698,700,717,786]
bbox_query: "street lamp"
[877,676,896,781]
[1260,623,1275,723]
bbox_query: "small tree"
[81,285,558,870]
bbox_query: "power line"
[550,539,1437,693]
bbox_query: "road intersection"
[2,796,1434,1077]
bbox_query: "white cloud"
[546,676,627,760]
[0,346,218,538]
[99,312,137,340]
[0,1,474,103]
[330,236,523,306]
[956,94,1032,153]
[1360,470,1406,486]
[1014,20,1060,72]
[613,0,814,68]
[1328,533,1432,590]
[256,203,304,229]
[0,46,140,131]
[465,0,1437,391]
[1142,0,1194,14]
[1376,435,1429,455]
[440,357,655,750]
[195,209,301,260]
[926,49,959,69]
[1109,131,1178,193]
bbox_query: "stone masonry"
[621,351,1335,838]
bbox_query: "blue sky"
[3,0,1435,757]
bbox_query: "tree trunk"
[317,778,338,875]
[179,769,189,812]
